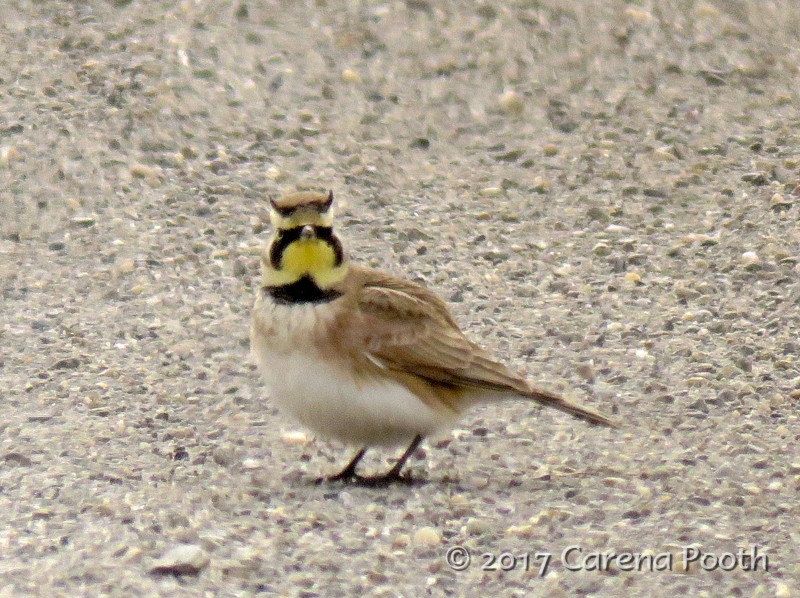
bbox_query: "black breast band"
[263,276,343,305]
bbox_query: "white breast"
[251,297,456,446]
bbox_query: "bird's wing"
[348,266,615,427]
[350,267,531,394]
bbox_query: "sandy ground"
[1,1,799,596]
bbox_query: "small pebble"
[116,259,135,274]
[770,193,792,210]
[543,144,559,156]
[653,146,677,161]
[130,163,161,179]
[532,176,551,193]
[593,242,612,256]
[233,258,247,277]
[465,518,492,535]
[341,68,362,83]
[675,286,700,300]
[4,452,33,467]
[0,145,21,167]
[392,534,410,549]
[281,431,311,445]
[170,341,195,358]
[150,544,209,576]
[586,206,608,222]
[498,90,525,116]
[740,251,761,269]
[70,215,96,228]
[694,2,720,18]
[505,525,533,537]
[53,357,81,370]
[624,6,654,24]
[741,171,768,185]
[212,446,236,467]
[553,264,573,276]
[575,362,594,382]
[623,271,642,284]
[413,527,440,547]
[479,187,503,197]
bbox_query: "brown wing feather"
[347,266,614,426]
[353,267,528,392]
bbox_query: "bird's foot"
[350,471,417,487]
[316,470,422,487]
[315,468,359,485]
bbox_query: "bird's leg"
[384,434,423,479]
[319,447,367,483]
[356,435,424,486]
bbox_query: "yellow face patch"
[282,239,335,275]
[262,238,348,288]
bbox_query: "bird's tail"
[526,386,617,427]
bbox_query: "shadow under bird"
[250,190,615,485]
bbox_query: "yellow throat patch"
[263,238,347,288]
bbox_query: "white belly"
[251,343,456,447]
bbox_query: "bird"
[250,190,615,485]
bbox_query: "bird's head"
[262,190,348,290]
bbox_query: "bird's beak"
[300,225,316,240]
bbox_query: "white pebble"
[741,251,760,265]
[150,544,209,575]
[413,526,440,547]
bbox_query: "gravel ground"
[2,1,799,596]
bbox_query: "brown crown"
[270,190,333,216]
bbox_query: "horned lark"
[250,190,614,484]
